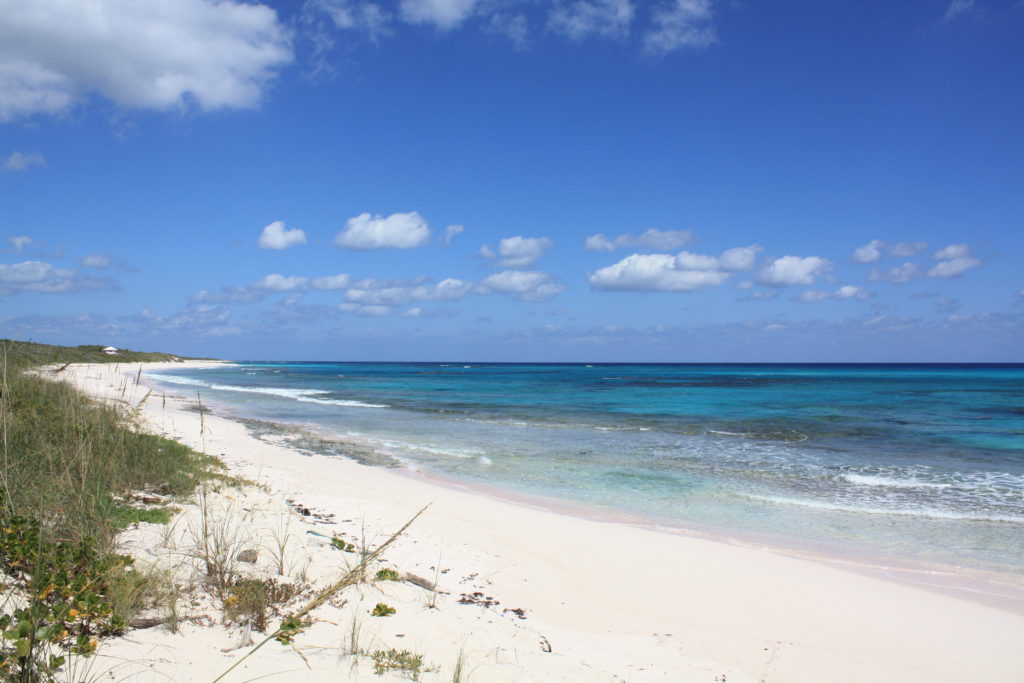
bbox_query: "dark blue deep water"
[151,363,1024,575]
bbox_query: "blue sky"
[1,0,1022,361]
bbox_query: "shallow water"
[150,362,1024,576]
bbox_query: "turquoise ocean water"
[150,362,1024,579]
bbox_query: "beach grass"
[0,340,226,680]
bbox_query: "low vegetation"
[0,340,224,681]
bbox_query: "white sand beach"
[53,361,1024,682]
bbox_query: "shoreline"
[169,363,1024,616]
[58,360,1024,681]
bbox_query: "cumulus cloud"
[255,274,310,291]
[797,285,873,302]
[852,239,884,264]
[927,258,981,278]
[258,221,307,250]
[0,260,113,294]
[891,241,928,257]
[584,228,692,252]
[193,271,353,303]
[756,255,832,287]
[927,243,982,278]
[868,262,920,284]
[0,0,293,122]
[852,239,927,263]
[443,224,464,245]
[80,253,113,269]
[334,211,431,249]
[3,151,45,171]
[400,0,478,29]
[589,245,758,292]
[718,245,762,271]
[549,0,635,41]
[480,270,567,301]
[933,243,971,260]
[588,253,730,291]
[344,276,474,307]
[481,236,554,268]
[644,0,716,55]
[310,273,352,290]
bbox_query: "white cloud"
[307,0,391,36]
[481,236,554,268]
[644,0,716,55]
[334,211,431,249]
[9,235,32,253]
[258,220,307,250]
[852,239,884,264]
[868,262,920,284]
[927,257,982,278]
[400,0,478,29]
[0,260,112,293]
[798,285,873,302]
[344,276,473,306]
[549,0,635,41]
[852,239,927,263]
[584,228,693,252]
[928,244,981,278]
[834,285,871,300]
[80,253,113,269]
[443,224,464,245]
[0,0,292,122]
[588,245,756,292]
[718,245,762,271]
[674,250,719,270]
[944,0,975,21]
[588,252,731,291]
[3,151,45,171]
[756,255,831,287]
[933,243,971,260]
[890,241,928,257]
[310,273,352,290]
[255,274,310,291]
[191,286,265,304]
[480,270,567,301]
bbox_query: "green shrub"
[371,648,427,679]
[330,537,356,553]
[374,568,401,582]
[0,515,131,680]
[370,603,396,617]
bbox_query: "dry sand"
[52,361,1024,682]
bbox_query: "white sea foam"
[208,384,329,399]
[743,493,1024,524]
[842,474,953,490]
[151,375,387,408]
[296,396,389,409]
[150,374,209,387]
